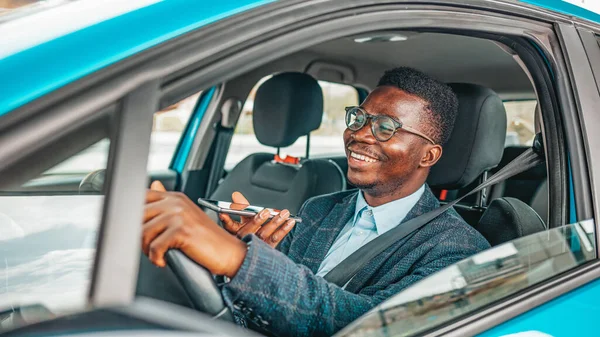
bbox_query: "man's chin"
[347,173,377,190]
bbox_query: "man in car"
[142,67,490,337]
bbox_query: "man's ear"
[420,144,443,168]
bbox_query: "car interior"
[130,30,553,318]
[1,27,562,332]
[204,31,548,232]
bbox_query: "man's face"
[343,86,432,195]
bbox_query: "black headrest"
[428,83,507,190]
[253,72,324,148]
[476,197,546,246]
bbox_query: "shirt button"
[366,210,373,216]
[356,230,365,236]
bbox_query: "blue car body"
[1,1,599,336]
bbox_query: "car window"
[224,76,359,170]
[336,221,596,337]
[504,100,537,147]
[44,92,201,176]
[0,139,110,331]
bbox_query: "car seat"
[476,197,546,246]
[209,72,345,215]
[428,83,507,225]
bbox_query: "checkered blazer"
[221,186,490,337]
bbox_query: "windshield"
[337,221,596,337]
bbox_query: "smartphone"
[197,198,302,223]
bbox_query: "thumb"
[232,191,249,205]
[150,180,167,192]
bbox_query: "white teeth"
[350,151,378,163]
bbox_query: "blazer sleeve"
[221,227,486,337]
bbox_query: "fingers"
[219,213,242,234]
[143,198,170,222]
[231,191,252,223]
[141,212,173,255]
[268,219,296,248]
[148,226,179,267]
[235,209,271,238]
[255,209,290,241]
[146,181,168,203]
[231,191,249,204]
[151,180,167,192]
[146,189,165,203]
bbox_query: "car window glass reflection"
[337,221,596,337]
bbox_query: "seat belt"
[205,126,234,197]
[205,97,242,197]
[324,138,545,288]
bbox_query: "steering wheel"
[79,169,233,321]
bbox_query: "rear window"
[503,100,537,147]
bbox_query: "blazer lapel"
[345,186,439,292]
[301,192,358,273]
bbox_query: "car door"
[1,0,599,336]
[338,10,600,337]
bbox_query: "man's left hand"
[141,181,247,278]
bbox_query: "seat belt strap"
[205,127,234,196]
[323,145,544,287]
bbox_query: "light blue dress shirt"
[316,185,425,278]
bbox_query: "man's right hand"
[219,192,296,248]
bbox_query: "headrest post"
[305,133,311,159]
[475,171,489,208]
[276,148,280,156]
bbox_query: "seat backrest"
[427,83,507,225]
[476,197,546,246]
[530,179,548,224]
[487,146,547,205]
[210,72,344,214]
[428,83,507,190]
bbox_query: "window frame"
[88,80,159,306]
[0,0,596,334]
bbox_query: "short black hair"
[377,67,458,145]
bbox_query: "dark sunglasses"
[345,106,435,144]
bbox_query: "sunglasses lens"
[373,117,396,141]
[346,108,365,131]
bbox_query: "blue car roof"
[0,0,274,118]
[0,0,598,119]
[521,0,600,23]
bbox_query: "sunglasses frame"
[345,106,436,144]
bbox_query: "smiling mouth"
[348,150,380,163]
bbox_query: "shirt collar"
[353,185,425,235]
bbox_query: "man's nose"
[352,121,377,144]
